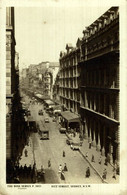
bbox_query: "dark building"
[6,7,16,162]
[59,42,81,115]
[80,7,119,164]
[59,7,119,164]
[6,7,27,183]
[53,71,60,105]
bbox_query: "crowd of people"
[13,163,36,183]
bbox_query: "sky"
[15,6,111,70]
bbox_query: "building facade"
[53,72,60,104]
[59,42,81,115]
[43,69,53,97]
[6,7,16,161]
[80,7,119,164]
[22,61,59,99]
[6,7,27,183]
[59,7,119,164]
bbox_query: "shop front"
[60,111,81,133]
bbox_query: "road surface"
[23,95,102,184]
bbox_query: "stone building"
[6,7,27,183]
[53,71,60,104]
[6,7,16,163]
[43,69,53,97]
[59,42,81,131]
[59,41,81,115]
[24,61,59,99]
[20,68,30,93]
[80,7,119,164]
[59,7,119,163]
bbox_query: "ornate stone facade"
[59,7,119,163]
[80,7,119,164]
[59,42,81,114]
[6,7,16,160]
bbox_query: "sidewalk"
[19,137,34,167]
[79,139,119,184]
[18,137,36,183]
[65,132,119,183]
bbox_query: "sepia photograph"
[1,0,127,194]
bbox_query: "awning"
[36,94,43,98]
[53,105,62,111]
[44,100,55,105]
[61,111,80,123]
[35,94,49,100]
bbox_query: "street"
[5,7,121,193]
[20,95,102,184]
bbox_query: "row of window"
[60,88,80,102]
[81,91,119,121]
[60,97,80,113]
[81,65,119,88]
[60,68,80,78]
[60,53,80,68]
[60,78,78,88]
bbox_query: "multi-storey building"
[6,7,16,164]
[6,7,27,183]
[59,41,81,114]
[20,68,29,93]
[59,42,82,130]
[59,7,119,164]
[44,70,53,97]
[80,7,119,164]
[24,62,59,99]
[53,72,60,104]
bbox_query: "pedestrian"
[58,164,62,173]
[89,141,92,149]
[60,170,65,180]
[107,153,110,163]
[28,165,32,177]
[85,152,88,158]
[24,164,27,177]
[102,169,107,180]
[63,163,68,171]
[91,154,95,162]
[26,166,29,178]
[104,169,107,178]
[116,164,119,175]
[41,165,45,174]
[98,156,102,164]
[86,167,90,178]
[112,170,116,180]
[102,172,105,180]
[19,165,23,176]
[48,160,51,168]
[104,157,108,166]
[31,169,34,183]
[24,149,28,157]
[63,150,65,157]
[15,164,19,175]
[33,162,36,170]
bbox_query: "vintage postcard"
[0,0,127,194]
